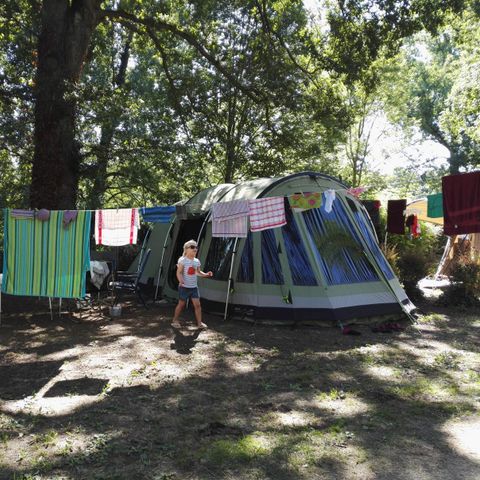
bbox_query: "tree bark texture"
[31,0,100,209]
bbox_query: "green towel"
[2,209,91,299]
[427,193,443,218]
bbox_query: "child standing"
[171,239,213,329]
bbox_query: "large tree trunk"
[30,0,100,209]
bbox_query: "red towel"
[387,200,406,234]
[443,171,480,235]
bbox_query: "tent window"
[303,196,379,285]
[282,206,318,286]
[237,232,254,283]
[204,237,235,281]
[353,210,395,279]
[261,229,284,284]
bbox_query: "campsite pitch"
[0,299,479,480]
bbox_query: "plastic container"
[109,305,122,317]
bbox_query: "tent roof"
[406,198,443,225]
[186,172,348,207]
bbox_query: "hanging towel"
[212,200,249,220]
[443,172,480,235]
[361,200,381,228]
[324,190,336,213]
[2,209,91,299]
[347,186,367,198]
[387,199,407,234]
[211,200,249,237]
[63,210,78,228]
[248,197,286,232]
[288,192,322,212]
[95,208,140,246]
[427,193,443,218]
[212,216,248,238]
[11,209,35,219]
[36,209,50,221]
[141,206,176,223]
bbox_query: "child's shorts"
[178,286,199,301]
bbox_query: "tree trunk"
[30,0,100,209]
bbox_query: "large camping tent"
[136,172,415,325]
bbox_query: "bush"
[439,255,480,307]
[385,222,442,299]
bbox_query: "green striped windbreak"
[2,209,92,299]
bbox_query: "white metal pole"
[223,238,239,321]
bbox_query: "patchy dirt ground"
[0,295,479,480]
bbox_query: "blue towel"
[140,206,176,223]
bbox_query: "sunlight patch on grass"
[200,434,270,466]
[416,313,448,325]
[443,416,480,462]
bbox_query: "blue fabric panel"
[302,195,379,285]
[281,207,317,286]
[261,229,284,285]
[140,206,176,223]
[237,232,254,283]
[204,237,235,281]
[353,210,395,280]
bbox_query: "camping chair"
[109,249,151,308]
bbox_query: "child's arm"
[177,263,185,286]
[197,267,213,278]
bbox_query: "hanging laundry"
[347,186,367,198]
[141,206,176,223]
[89,261,110,290]
[361,200,381,228]
[95,208,140,246]
[406,214,421,238]
[212,200,249,220]
[2,209,91,299]
[324,190,336,213]
[36,209,50,221]
[248,197,286,232]
[212,216,248,238]
[288,192,322,212]
[11,209,34,219]
[427,193,443,218]
[212,200,249,238]
[442,171,480,235]
[387,199,407,234]
[63,210,78,228]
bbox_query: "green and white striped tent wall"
[136,172,414,325]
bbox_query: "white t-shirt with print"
[178,256,201,288]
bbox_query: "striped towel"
[11,209,35,219]
[212,200,249,220]
[141,206,176,223]
[212,200,249,237]
[2,209,91,299]
[212,216,248,237]
[248,197,286,232]
[95,208,140,246]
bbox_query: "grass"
[1,302,479,480]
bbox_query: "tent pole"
[223,237,238,321]
[154,220,174,301]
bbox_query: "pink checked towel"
[95,208,140,246]
[248,197,286,232]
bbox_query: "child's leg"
[172,299,186,324]
[191,298,204,327]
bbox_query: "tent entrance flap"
[167,219,204,290]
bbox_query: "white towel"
[324,190,336,213]
[212,216,248,238]
[95,208,140,246]
[248,197,286,232]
